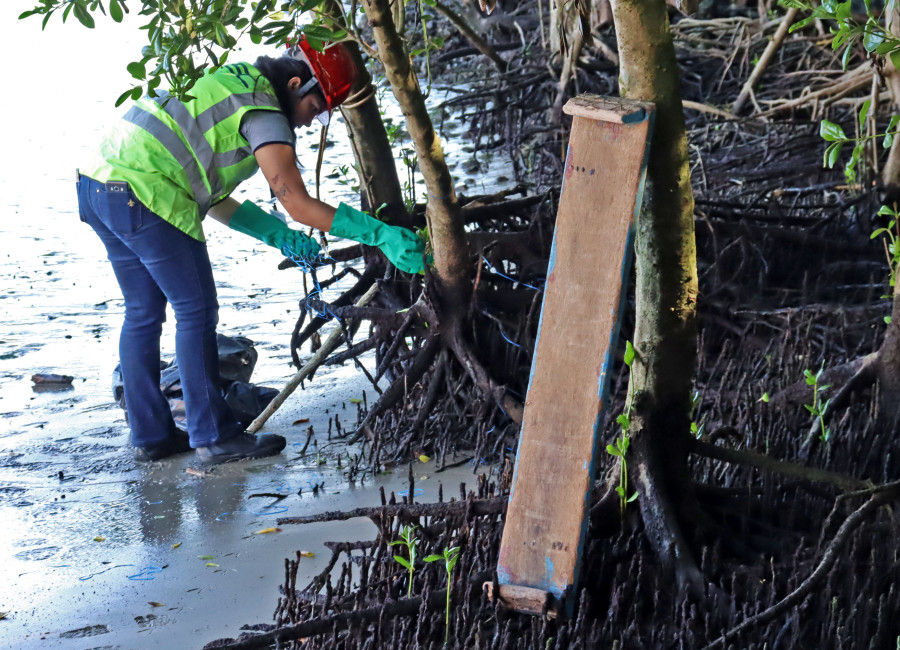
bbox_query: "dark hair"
[253,55,326,117]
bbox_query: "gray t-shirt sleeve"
[240,110,295,152]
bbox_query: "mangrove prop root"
[701,487,900,650]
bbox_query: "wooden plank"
[562,93,653,125]
[497,95,654,616]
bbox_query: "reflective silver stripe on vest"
[123,105,212,215]
[152,90,281,201]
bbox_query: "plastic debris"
[300,551,315,557]
[418,454,431,463]
[254,527,282,534]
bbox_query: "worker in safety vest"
[77,38,425,465]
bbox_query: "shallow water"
[0,4,506,647]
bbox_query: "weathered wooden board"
[496,94,654,615]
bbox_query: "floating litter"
[79,564,137,581]
[215,508,248,522]
[127,566,162,581]
[145,500,163,505]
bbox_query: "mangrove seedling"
[803,366,832,443]
[424,546,460,644]
[608,340,638,512]
[390,524,419,597]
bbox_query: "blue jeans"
[77,175,244,448]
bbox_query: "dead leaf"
[93,536,105,542]
[172,542,182,549]
[198,555,215,560]
[254,527,282,535]
[418,454,430,463]
[292,418,310,425]
[300,551,315,557]
[349,398,362,404]
[148,601,165,608]
[206,563,219,567]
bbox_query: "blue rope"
[280,241,342,322]
[481,255,543,292]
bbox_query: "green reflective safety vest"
[82,63,284,241]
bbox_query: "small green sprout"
[803,366,832,443]
[390,524,419,598]
[608,341,638,512]
[424,546,460,643]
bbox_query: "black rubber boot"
[134,430,192,462]
[195,432,286,465]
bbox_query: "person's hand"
[329,203,428,274]
[228,200,320,261]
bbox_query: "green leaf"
[624,340,635,367]
[303,24,349,41]
[109,0,123,23]
[127,61,146,80]
[826,141,844,169]
[885,115,900,148]
[820,120,846,142]
[885,315,893,324]
[616,413,630,429]
[423,554,443,562]
[841,45,853,70]
[789,16,815,33]
[606,444,622,457]
[393,556,411,569]
[891,50,900,72]
[872,228,888,239]
[759,392,770,403]
[115,87,134,107]
[863,25,885,52]
[804,404,817,414]
[878,204,895,217]
[130,87,142,100]
[627,491,639,502]
[73,2,95,28]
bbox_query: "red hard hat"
[287,36,357,112]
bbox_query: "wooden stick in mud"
[247,283,379,434]
[277,495,507,526]
[732,7,799,115]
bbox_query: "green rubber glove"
[229,200,320,260]
[330,203,426,274]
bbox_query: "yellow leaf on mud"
[172,542,182,549]
[254,527,281,535]
[206,563,219,567]
[148,601,165,607]
[198,555,215,560]
[418,454,430,463]
[349,398,362,404]
[93,536,105,542]
[300,551,315,557]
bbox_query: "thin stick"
[247,283,379,433]
[733,8,800,115]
